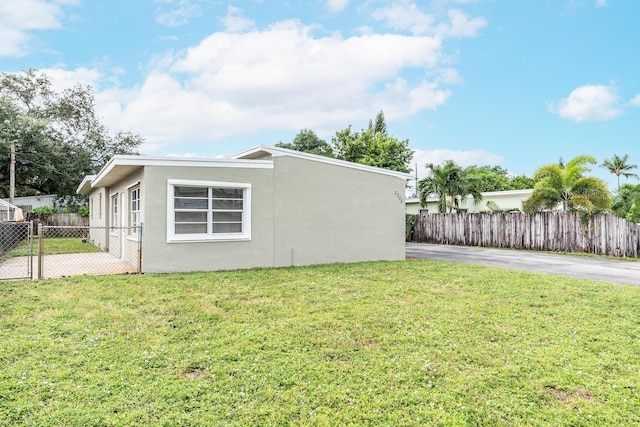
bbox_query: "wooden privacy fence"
[410,212,640,258]
[26,213,89,227]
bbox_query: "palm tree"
[601,154,639,190]
[524,154,612,213]
[418,160,483,213]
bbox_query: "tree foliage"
[0,69,144,199]
[601,154,638,190]
[331,111,413,173]
[464,165,512,193]
[280,111,413,174]
[275,129,333,157]
[509,174,536,190]
[523,155,612,213]
[418,160,483,213]
[611,183,640,223]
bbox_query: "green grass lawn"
[3,237,101,258]
[1,260,639,426]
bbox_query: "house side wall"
[88,187,108,251]
[101,169,144,268]
[141,165,274,273]
[272,156,406,266]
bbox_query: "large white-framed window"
[167,179,251,242]
[129,185,140,238]
[111,193,119,233]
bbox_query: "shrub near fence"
[411,212,640,258]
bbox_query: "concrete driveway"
[406,243,640,286]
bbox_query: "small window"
[167,179,251,242]
[129,186,140,235]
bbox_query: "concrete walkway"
[0,252,136,280]
[406,243,640,286]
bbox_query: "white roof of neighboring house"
[78,146,412,194]
[228,145,413,180]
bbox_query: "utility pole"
[9,139,15,205]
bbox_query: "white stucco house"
[406,189,534,215]
[77,145,411,273]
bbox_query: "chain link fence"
[36,225,142,279]
[0,221,34,280]
[0,224,141,280]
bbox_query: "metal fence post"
[137,223,143,273]
[37,223,43,279]
[28,221,33,279]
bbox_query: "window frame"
[128,185,141,240]
[167,179,251,243]
[110,193,119,233]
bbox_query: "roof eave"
[228,145,413,180]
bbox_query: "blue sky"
[1,0,639,191]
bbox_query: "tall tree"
[0,69,144,199]
[601,154,638,190]
[523,154,612,213]
[418,160,483,213]
[368,110,387,135]
[464,165,512,193]
[332,111,413,173]
[509,174,536,190]
[275,129,333,157]
[611,183,640,223]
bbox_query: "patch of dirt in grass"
[575,387,594,400]
[180,369,207,379]
[547,386,594,402]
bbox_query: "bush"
[405,214,416,241]
[30,206,57,217]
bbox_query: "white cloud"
[40,67,103,92]
[92,19,457,153]
[371,1,486,38]
[326,0,350,13]
[0,0,77,57]
[548,84,624,122]
[629,94,640,107]
[154,0,202,27]
[222,6,254,33]
[595,0,607,7]
[371,1,435,35]
[438,9,487,38]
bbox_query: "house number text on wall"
[394,191,404,203]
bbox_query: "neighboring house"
[77,145,411,273]
[3,194,57,213]
[0,199,24,222]
[406,189,534,215]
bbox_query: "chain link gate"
[36,225,142,279]
[0,221,34,280]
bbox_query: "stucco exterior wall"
[140,165,275,273]
[88,187,108,251]
[271,156,406,266]
[103,169,144,268]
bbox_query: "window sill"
[167,235,251,243]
